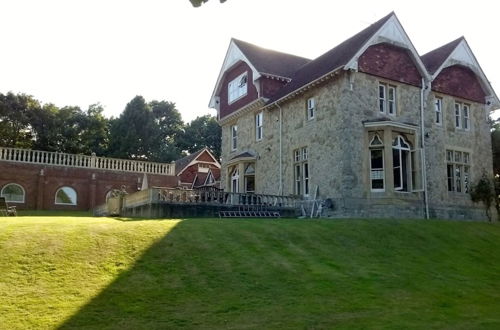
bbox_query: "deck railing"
[0,147,175,175]
[116,187,300,213]
[156,188,298,208]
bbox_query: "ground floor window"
[55,186,77,205]
[244,163,255,193]
[230,167,239,193]
[1,183,25,203]
[367,131,422,193]
[447,150,470,193]
[370,134,384,191]
[392,135,411,191]
[294,147,309,196]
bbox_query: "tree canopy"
[189,0,226,7]
[0,92,221,162]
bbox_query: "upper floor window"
[231,125,238,151]
[228,72,248,104]
[55,186,77,205]
[454,103,462,129]
[463,104,470,130]
[379,83,396,115]
[454,102,471,131]
[306,98,315,120]
[255,111,263,141]
[434,98,442,126]
[1,183,25,203]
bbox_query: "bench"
[0,197,17,216]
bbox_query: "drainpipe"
[276,103,283,195]
[420,78,429,219]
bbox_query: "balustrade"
[0,147,174,175]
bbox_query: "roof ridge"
[231,38,311,62]
[266,11,395,104]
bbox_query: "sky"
[1,0,499,123]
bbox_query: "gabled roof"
[175,149,204,175]
[174,148,220,175]
[232,38,311,79]
[421,37,464,75]
[267,12,395,104]
[421,37,499,107]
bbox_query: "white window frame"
[228,72,248,104]
[379,84,386,113]
[255,111,263,141]
[392,135,411,192]
[55,186,77,205]
[379,83,396,115]
[230,167,239,193]
[369,135,385,192]
[446,149,470,193]
[293,147,309,197]
[1,183,25,203]
[435,97,442,126]
[230,125,237,151]
[306,98,315,120]
[463,104,470,131]
[454,103,462,129]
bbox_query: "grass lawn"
[1,214,500,329]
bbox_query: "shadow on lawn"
[58,219,214,329]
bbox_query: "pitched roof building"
[209,12,499,220]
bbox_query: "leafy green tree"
[491,119,500,175]
[179,115,221,159]
[30,103,59,151]
[150,100,184,161]
[470,172,495,222]
[108,96,161,160]
[0,92,39,148]
[190,0,226,7]
[80,104,110,156]
[54,106,87,154]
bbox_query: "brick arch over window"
[1,183,26,203]
[432,65,486,104]
[358,43,422,87]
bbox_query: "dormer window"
[228,72,248,104]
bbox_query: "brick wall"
[0,161,179,210]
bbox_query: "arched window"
[1,183,25,203]
[392,135,411,191]
[55,187,77,205]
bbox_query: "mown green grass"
[1,215,499,329]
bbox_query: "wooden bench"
[0,197,17,216]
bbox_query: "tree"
[470,172,495,222]
[108,96,161,161]
[0,92,39,148]
[491,118,500,175]
[190,0,226,7]
[178,115,221,159]
[30,103,59,151]
[79,104,110,156]
[150,100,184,161]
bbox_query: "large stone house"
[209,12,499,220]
